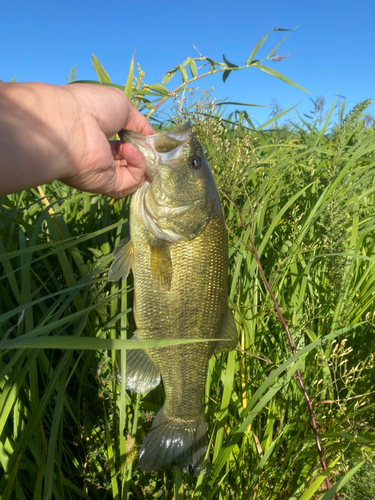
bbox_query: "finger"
[95,88,154,136]
[111,141,148,198]
[110,141,147,192]
[110,141,146,165]
[121,105,155,136]
[70,84,154,138]
[109,169,146,199]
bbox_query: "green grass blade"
[317,461,365,500]
[256,64,310,93]
[124,51,135,101]
[91,54,112,83]
[297,457,340,500]
[0,335,228,351]
[173,466,183,499]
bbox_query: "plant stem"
[145,58,267,120]
[37,185,55,215]
[146,70,233,120]
[227,194,331,491]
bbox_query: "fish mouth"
[118,123,193,178]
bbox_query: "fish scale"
[109,123,237,475]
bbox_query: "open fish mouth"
[118,123,193,178]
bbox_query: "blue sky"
[1,0,374,126]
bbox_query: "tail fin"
[139,407,209,476]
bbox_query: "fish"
[108,123,237,475]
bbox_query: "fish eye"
[189,155,202,170]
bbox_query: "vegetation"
[1,30,375,499]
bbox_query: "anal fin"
[214,308,238,352]
[125,331,161,393]
[108,237,134,282]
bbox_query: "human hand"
[0,82,154,197]
[59,84,154,198]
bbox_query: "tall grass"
[1,33,375,498]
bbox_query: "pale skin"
[0,82,155,198]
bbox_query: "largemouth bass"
[108,123,237,475]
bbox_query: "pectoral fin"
[125,331,161,393]
[149,238,172,290]
[108,238,134,282]
[214,309,238,352]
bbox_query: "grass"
[1,35,375,498]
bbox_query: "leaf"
[247,32,271,65]
[206,57,218,73]
[147,84,170,95]
[71,80,124,91]
[213,350,236,461]
[141,101,155,111]
[266,34,290,59]
[313,97,337,148]
[215,101,268,107]
[0,335,225,351]
[162,66,179,85]
[250,432,286,489]
[104,411,120,498]
[173,467,183,499]
[247,27,294,65]
[124,50,136,101]
[256,64,310,93]
[317,462,365,500]
[222,54,238,68]
[179,63,188,83]
[91,54,111,84]
[189,58,198,78]
[297,457,340,500]
[222,70,231,83]
[257,102,300,130]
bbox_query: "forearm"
[0,82,78,195]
